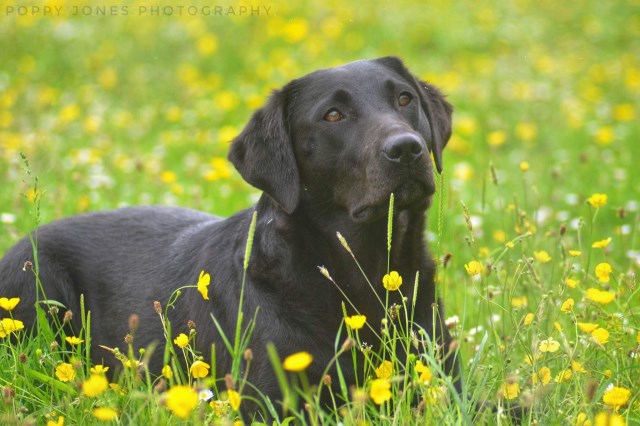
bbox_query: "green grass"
[1,0,639,424]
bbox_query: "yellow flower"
[369,378,392,405]
[592,237,611,248]
[602,385,631,410]
[523,313,535,326]
[464,260,484,276]
[594,411,626,426]
[382,271,403,291]
[538,337,560,353]
[591,328,610,344]
[160,170,177,184]
[586,288,615,305]
[344,314,367,330]
[47,416,64,426]
[565,278,579,288]
[511,296,528,308]
[283,351,313,372]
[197,33,219,56]
[571,360,586,373]
[568,250,582,257]
[613,103,635,121]
[197,270,211,301]
[0,297,20,311]
[594,263,613,283]
[165,385,199,419]
[487,130,507,147]
[561,298,575,313]
[554,321,563,333]
[532,367,551,385]
[587,193,607,208]
[55,363,76,382]
[415,361,432,383]
[227,389,241,411]
[575,412,590,426]
[65,336,84,346]
[92,407,118,421]
[82,374,109,397]
[554,369,572,383]
[577,322,599,333]
[375,360,394,379]
[91,365,109,375]
[0,318,24,338]
[534,250,552,263]
[519,161,530,171]
[500,381,520,400]
[190,360,210,379]
[174,333,189,348]
[162,365,173,379]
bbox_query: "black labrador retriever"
[0,56,459,416]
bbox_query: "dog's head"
[229,56,453,223]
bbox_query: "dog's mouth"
[350,179,435,223]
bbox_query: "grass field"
[1,0,639,424]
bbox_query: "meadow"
[0,0,639,424]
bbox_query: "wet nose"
[382,134,424,165]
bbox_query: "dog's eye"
[324,109,344,122]
[398,93,412,106]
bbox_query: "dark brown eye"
[398,93,412,106]
[324,109,343,122]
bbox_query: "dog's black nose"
[382,134,424,164]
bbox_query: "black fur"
[0,57,459,418]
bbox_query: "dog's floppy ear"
[374,56,453,173]
[416,80,452,174]
[228,89,300,214]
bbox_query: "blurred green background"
[1,0,638,242]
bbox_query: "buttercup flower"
[369,378,392,404]
[165,385,199,419]
[375,360,394,379]
[382,271,403,291]
[162,365,173,379]
[523,313,535,326]
[65,336,84,346]
[577,322,600,333]
[591,328,609,344]
[500,381,520,400]
[415,360,432,383]
[197,271,210,300]
[594,411,626,426]
[0,318,24,338]
[568,250,582,257]
[173,333,189,348]
[91,365,109,375]
[92,407,118,421]
[586,288,615,304]
[0,297,19,311]
[55,363,75,382]
[47,416,64,426]
[592,237,611,248]
[190,360,210,379]
[511,296,528,308]
[283,351,313,372]
[534,250,552,263]
[227,389,241,411]
[532,367,551,385]
[602,385,631,410]
[571,360,586,373]
[554,369,572,383]
[595,262,612,283]
[565,278,579,288]
[464,260,483,276]
[561,298,574,313]
[539,337,560,353]
[344,314,366,330]
[587,193,607,208]
[82,374,109,397]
